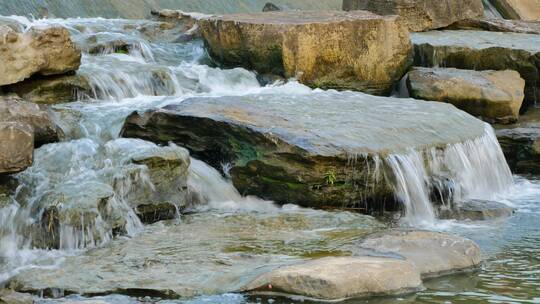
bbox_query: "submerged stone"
[343,0,484,32]
[198,10,412,95]
[0,25,81,86]
[358,230,482,278]
[412,30,540,106]
[406,67,525,123]
[121,91,488,210]
[242,256,422,300]
[439,200,515,220]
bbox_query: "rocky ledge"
[405,67,525,124]
[343,0,484,32]
[198,10,412,95]
[412,30,540,107]
[448,18,540,35]
[121,91,487,210]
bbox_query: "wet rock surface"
[0,25,81,86]
[0,289,34,304]
[497,124,540,174]
[198,10,412,95]
[242,256,423,300]
[358,230,482,278]
[406,67,525,123]
[121,91,487,209]
[412,30,540,106]
[2,74,91,104]
[490,0,540,20]
[343,0,484,32]
[439,200,515,220]
[448,18,540,34]
[0,122,33,175]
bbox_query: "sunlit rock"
[3,74,91,104]
[343,0,484,32]
[0,25,81,86]
[242,256,422,300]
[359,230,482,278]
[121,91,494,211]
[412,30,540,106]
[198,11,411,95]
[439,200,515,220]
[406,67,525,124]
[489,0,540,20]
[448,18,540,34]
[0,122,33,175]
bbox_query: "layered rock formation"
[412,30,540,106]
[342,0,484,32]
[198,11,412,95]
[121,91,488,210]
[406,67,525,124]
[490,0,540,20]
[497,125,540,174]
[0,25,81,86]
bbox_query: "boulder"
[0,289,34,304]
[0,25,81,86]
[448,18,540,34]
[490,0,540,20]
[242,257,422,300]
[0,95,63,145]
[359,230,482,278]
[342,0,484,32]
[439,200,515,220]
[497,125,540,174]
[0,122,33,175]
[121,91,488,209]
[412,30,540,106]
[198,11,412,95]
[406,67,525,124]
[3,74,91,104]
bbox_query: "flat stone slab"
[406,67,525,123]
[439,200,515,220]
[448,18,540,34]
[412,30,540,105]
[121,91,486,208]
[242,256,422,301]
[198,10,411,95]
[359,230,482,278]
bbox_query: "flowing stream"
[0,15,538,304]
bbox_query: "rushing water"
[0,15,538,304]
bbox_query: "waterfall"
[483,0,504,19]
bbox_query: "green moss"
[261,175,305,190]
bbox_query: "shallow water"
[0,15,538,304]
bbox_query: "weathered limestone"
[0,122,33,175]
[412,30,540,106]
[198,11,412,95]
[121,91,488,209]
[406,67,525,123]
[490,0,540,20]
[359,230,482,278]
[343,0,484,32]
[439,200,515,220]
[0,25,81,86]
[497,125,540,174]
[242,257,422,300]
[3,74,91,104]
[448,18,540,34]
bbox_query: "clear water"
[0,15,538,304]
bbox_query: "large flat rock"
[448,18,540,34]
[121,91,487,209]
[412,30,540,106]
[198,11,411,95]
[406,67,525,123]
[343,0,484,32]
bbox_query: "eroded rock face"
[490,0,540,20]
[359,230,482,278]
[121,91,487,209]
[343,0,484,32]
[0,122,33,175]
[242,256,422,300]
[198,11,412,95]
[439,200,514,220]
[412,30,540,106]
[406,67,525,124]
[3,74,91,104]
[448,18,540,34]
[0,26,81,86]
[497,126,540,174]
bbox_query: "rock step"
[448,18,540,34]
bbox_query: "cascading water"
[0,14,517,291]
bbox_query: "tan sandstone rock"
[0,122,33,174]
[406,67,525,124]
[359,230,482,278]
[0,25,81,86]
[198,11,412,95]
[242,256,422,300]
[343,0,484,32]
[490,0,540,20]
